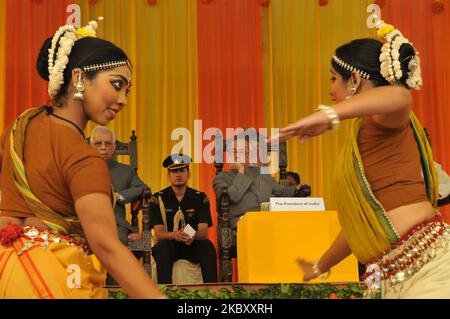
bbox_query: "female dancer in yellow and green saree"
[274,22,450,298]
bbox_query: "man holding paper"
[150,154,218,284]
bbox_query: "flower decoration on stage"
[47,17,104,97]
[376,19,422,90]
[319,0,329,6]
[147,0,157,6]
[374,0,386,8]
[259,0,271,7]
[432,0,445,14]
[88,0,98,5]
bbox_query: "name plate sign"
[269,197,325,211]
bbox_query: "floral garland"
[47,18,103,97]
[377,21,422,90]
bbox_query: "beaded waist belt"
[362,215,450,289]
[0,224,90,255]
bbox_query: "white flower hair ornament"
[376,20,422,90]
[47,17,104,97]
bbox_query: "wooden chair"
[113,131,153,276]
[214,135,288,282]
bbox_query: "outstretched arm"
[333,85,411,126]
[75,193,165,299]
[271,86,411,144]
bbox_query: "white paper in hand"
[183,224,196,238]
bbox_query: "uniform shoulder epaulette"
[195,190,207,198]
[202,193,210,204]
[162,186,173,194]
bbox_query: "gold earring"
[345,84,357,100]
[73,73,85,101]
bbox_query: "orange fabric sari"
[0,108,108,298]
[0,234,107,299]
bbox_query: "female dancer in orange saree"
[272,21,450,298]
[0,19,164,299]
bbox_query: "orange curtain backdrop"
[197,0,265,245]
[380,0,450,220]
[261,0,376,212]
[75,0,200,199]
[4,0,73,128]
[0,0,5,133]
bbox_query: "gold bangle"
[312,260,331,279]
[316,105,340,130]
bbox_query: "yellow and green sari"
[334,112,439,264]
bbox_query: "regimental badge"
[150,196,159,205]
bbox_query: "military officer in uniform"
[150,154,218,284]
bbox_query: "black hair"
[331,38,417,89]
[36,35,130,104]
[287,171,300,185]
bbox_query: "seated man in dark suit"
[150,154,217,284]
[91,126,148,284]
